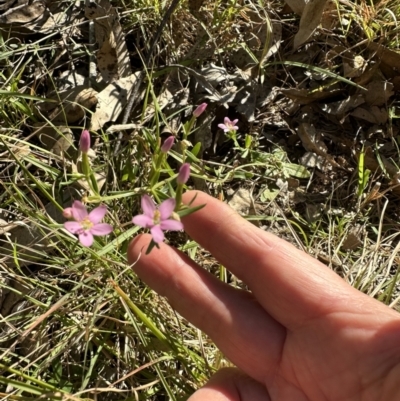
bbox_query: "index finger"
[182,191,395,329]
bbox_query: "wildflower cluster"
[63,106,237,250]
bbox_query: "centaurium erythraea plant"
[161,136,175,153]
[79,130,91,153]
[64,201,113,247]
[175,163,191,210]
[150,136,175,186]
[182,102,208,141]
[78,130,100,194]
[193,103,207,118]
[132,195,183,244]
[218,117,239,133]
[177,163,190,185]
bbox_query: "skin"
[127,190,400,401]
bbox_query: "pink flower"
[177,163,190,185]
[132,195,183,243]
[161,136,175,153]
[193,103,207,118]
[218,117,239,132]
[64,201,113,247]
[79,130,91,153]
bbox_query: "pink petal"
[159,198,176,220]
[64,221,83,234]
[150,225,164,243]
[160,219,183,231]
[79,231,94,247]
[141,195,156,217]
[72,201,88,221]
[132,214,154,228]
[224,117,231,125]
[218,124,227,131]
[88,204,107,224]
[232,119,239,125]
[90,223,113,236]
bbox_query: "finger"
[181,191,397,330]
[128,234,285,382]
[187,368,270,401]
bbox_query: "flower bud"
[63,207,73,219]
[193,103,207,118]
[161,136,175,153]
[177,163,190,185]
[79,130,91,153]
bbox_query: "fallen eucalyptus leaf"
[297,123,340,168]
[294,0,329,49]
[280,87,343,104]
[35,87,98,124]
[0,0,46,24]
[351,106,387,124]
[90,73,139,131]
[364,80,394,106]
[320,94,365,116]
[85,0,131,82]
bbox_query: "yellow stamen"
[153,209,161,225]
[81,217,94,230]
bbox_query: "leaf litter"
[2,0,400,397]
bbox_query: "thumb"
[188,368,270,401]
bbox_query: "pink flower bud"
[63,207,73,219]
[79,130,91,153]
[193,103,207,118]
[177,163,190,185]
[161,136,175,153]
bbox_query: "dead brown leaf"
[351,106,388,124]
[90,73,139,131]
[342,225,364,250]
[280,87,343,104]
[36,87,98,124]
[297,123,340,167]
[320,93,365,117]
[293,0,329,49]
[85,0,131,83]
[364,80,394,106]
[0,0,46,24]
[368,42,400,79]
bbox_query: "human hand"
[128,190,400,401]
